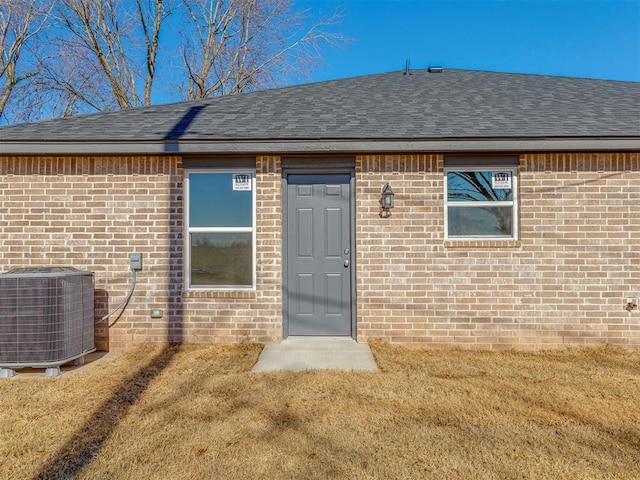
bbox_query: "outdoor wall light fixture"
[380,183,394,217]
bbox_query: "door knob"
[344,260,350,267]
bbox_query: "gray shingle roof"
[1,69,639,153]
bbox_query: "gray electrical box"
[129,253,143,270]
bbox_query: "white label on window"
[233,174,252,191]
[492,172,511,189]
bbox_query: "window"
[445,166,518,239]
[185,171,255,289]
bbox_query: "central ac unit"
[0,267,95,377]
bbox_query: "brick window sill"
[444,239,522,249]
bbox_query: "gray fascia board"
[2,138,640,155]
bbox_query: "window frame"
[184,169,257,291]
[444,165,519,241]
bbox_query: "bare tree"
[38,0,174,115]
[136,0,171,105]
[52,0,142,110]
[39,37,115,116]
[0,0,54,120]
[179,0,345,99]
[0,0,345,123]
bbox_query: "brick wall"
[0,156,282,350]
[2,153,639,351]
[355,153,640,349]
[0,157,181,349]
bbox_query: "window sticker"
[233,174,252,191]
[491,171,512,189]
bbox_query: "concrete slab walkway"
[252,336,378,372]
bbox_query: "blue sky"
[298,0,640,82]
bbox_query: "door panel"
[286,174,352,336]
[296,274,314,315]
[325,274,343,315]
[297,209,313,257]
[325,209,343,257]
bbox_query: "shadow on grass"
[139,368,370,478]
[486,375,640,463]
[32,346,178,480]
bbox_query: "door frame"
[282,167,357,339]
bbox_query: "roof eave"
[1,137,640,156]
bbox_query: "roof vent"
[428,66,443,73]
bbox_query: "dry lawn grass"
[0,341,639,479]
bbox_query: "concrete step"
[252,336,378,373]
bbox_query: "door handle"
[344,260,350,267]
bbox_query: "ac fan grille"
[0,271,94,367]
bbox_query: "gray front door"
[285,173,353,336]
